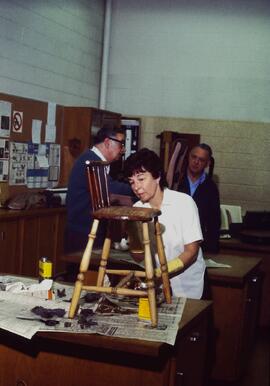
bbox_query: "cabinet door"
[0,219,19,273]
[37,214,58,266]
[20,217,39,276]
[18,211,65,277]
[54,211,66,275]
[239,273,262,373]
[174,316,209,386]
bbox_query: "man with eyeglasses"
[65,127,132,254]
[178,143,221,254]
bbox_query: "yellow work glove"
[155,258,184,278]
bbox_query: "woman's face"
[128,170,160,203]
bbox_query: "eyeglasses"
[108,137,125,148]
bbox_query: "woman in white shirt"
[124,148,205,299]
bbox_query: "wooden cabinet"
[19,215,39,276]
[60,106,121,186]
[207,254,262,382]
[0,208,66,277]
[173,308,210,386]
[0,299,212,386]
[0,219,19,273]
[220,237,270,327]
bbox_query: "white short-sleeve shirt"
[134,188,206,299]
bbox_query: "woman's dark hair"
[124,148,168,190]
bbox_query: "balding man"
[65,127,132,253]
[178,143,221,254]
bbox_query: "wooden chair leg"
[96,236,111,286]
[154,218,172,304]
[80,219,99,272]
[68,278,83,318]
[142,221,157,327]
[69,219,99,318]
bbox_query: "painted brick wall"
[0,0,104,106]
[139,116,270,214]
[108,0,270,123]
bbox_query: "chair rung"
[106,269,146,277]
[82,285,148,297]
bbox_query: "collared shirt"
[134,188,205,299]
[91,146,110,173]
[188,172,206,197]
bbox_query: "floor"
[210,327,269,386]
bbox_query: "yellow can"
[39,257,52,280]
[138,297,151,321]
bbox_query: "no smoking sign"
[12,111,23,133]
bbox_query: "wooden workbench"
[0,298,212,386]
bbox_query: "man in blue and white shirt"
[178,144,221,253]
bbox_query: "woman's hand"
[155,240,200,277]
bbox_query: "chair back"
[166,138,188,190]
[86,160,110,211]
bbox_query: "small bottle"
[39,256,53,282]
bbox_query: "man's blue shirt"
[187,172,206,197]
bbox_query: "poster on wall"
[27,143,60,188]
[45,101,56,143]
[27,143,49,188]
[9,141,60,188]
[0,138,9,182]
[0,101,12,138]
[9,142,28,185]
[47,143,60,187]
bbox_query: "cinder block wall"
[139,116,270,214]
[0,0,104,106]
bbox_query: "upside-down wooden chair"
[166,138,189,190]
[68,160,172,327]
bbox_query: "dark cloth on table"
[178,174,221,253]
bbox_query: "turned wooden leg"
[155,217,172,304]
[80,219,99,272]
[97,235,111,286]
[69,219,99,318]
[69,275,83,318]
[142,221,157,327]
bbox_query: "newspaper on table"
[0,275,186,345]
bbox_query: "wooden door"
[239,273,262,374]
[174,315,210,386]
[210,284,244,381]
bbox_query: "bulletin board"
[0,92,63,202]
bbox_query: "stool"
[68,160,171,327]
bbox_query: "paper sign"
[32,119,42,144]
[12,111,23,133]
